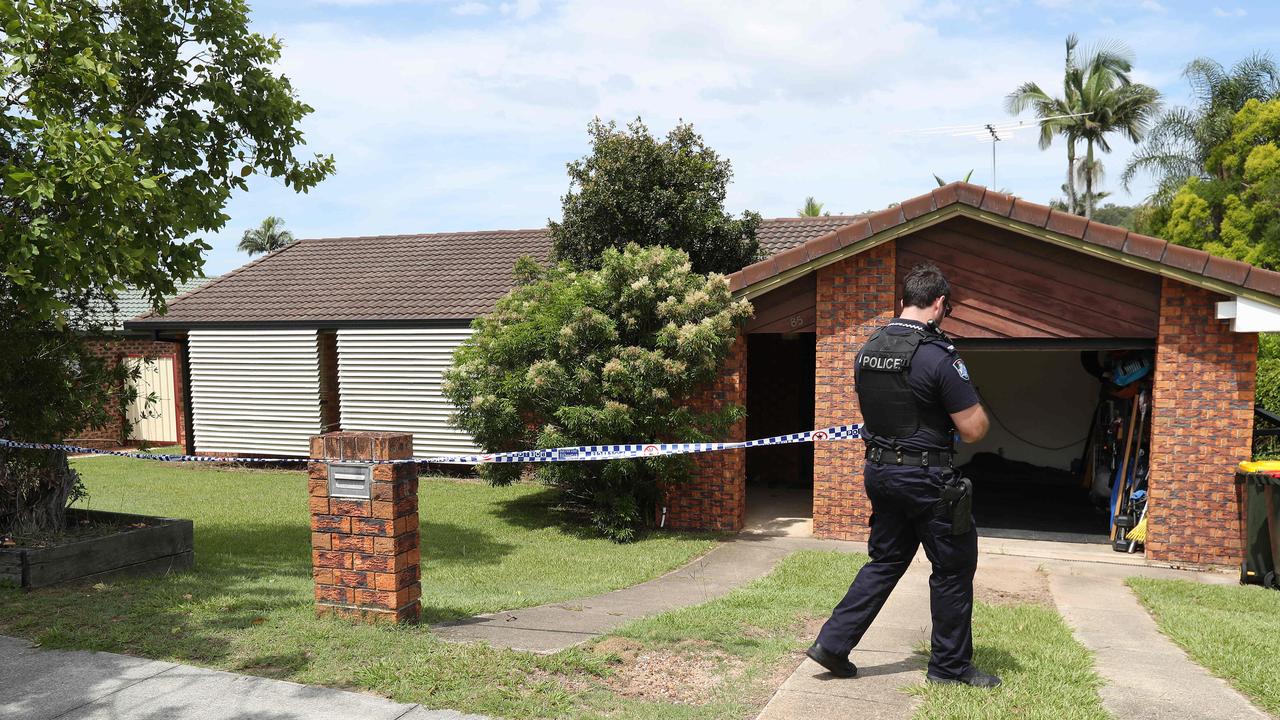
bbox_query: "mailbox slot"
[328,462,373,499]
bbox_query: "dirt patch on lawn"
[592,639,746,705]
[975,565,1053,606]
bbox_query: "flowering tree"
[444,246,751,541]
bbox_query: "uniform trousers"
[815,461,979,679]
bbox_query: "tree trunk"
[1066,142,1080,215]
[1,450,76,537]
[1084,140,1096,219]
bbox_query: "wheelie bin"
[1236,461,1280,588]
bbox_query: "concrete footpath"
[433,534,828,653]
[0,634,488,720]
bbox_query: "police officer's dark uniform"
[806,316,997,687]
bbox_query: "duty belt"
[865,446,955,467]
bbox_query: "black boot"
[806,642,857,678]
[926,666,1001,688]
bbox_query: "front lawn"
[1129,577,1280,715]
[0,455,1116,719]
[0,454,714,662]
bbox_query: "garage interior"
[955,344,1153,543]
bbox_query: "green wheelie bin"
[1236,461,1280,588]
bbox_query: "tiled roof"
[729,182,1280,304]
[90,277,218,331]
[127,218,853,327]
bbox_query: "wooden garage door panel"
[897,219,1160,339]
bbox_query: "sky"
[203,0,1280,276]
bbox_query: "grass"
[909,601,1109,720]
[1129,577,1280,715]
[0,455,713,689]
[0,455,1116,718]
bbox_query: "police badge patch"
[953,358,970,382]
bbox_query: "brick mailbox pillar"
[309,431,421,623]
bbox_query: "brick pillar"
[309,431,421,623]
[813,243,896,540]
[1148,279,1256,566]
[663,334,748,531]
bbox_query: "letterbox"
[328,462,373,499]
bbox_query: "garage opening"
[957,344,1154,544]
[744,333,815,535]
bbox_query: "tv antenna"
[899,112,1091,188]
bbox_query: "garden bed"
[0,508,193,589]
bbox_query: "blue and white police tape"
[0,424,862,466]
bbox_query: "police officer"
[806,262,1000,688]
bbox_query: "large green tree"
[1123,53,1280,202]
[1158,99,1280,269]
[1007,35,1160,218]
[1,0,333,535]
[549,118,762,275]
[444,246,751,541]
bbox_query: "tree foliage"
[444,246,751,541]
[1,1,333,321]
[238,216,295,256]
[797,196,828,217]
[1123,53,1280,202]
[549,118,762,275]
[1156,99,1280,269]
[0,1,333,535]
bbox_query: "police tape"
[0,424,863,466]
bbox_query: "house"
[125,183,1280,567]
[70,278,215,449]
[123,217,853,458]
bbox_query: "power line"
[898,112,1092,188]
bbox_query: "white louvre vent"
[336,328,480,457]
[188,330,321,457]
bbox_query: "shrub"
[444,245,751,541]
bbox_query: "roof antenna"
[984,123,1001,188]
[898,112,1091,189]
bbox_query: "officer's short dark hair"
[902,263,950,309]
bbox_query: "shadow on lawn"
[490,485,603,540]
[0,513,524,665]
[491,484,707,543]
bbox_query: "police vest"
[856,323,955,448]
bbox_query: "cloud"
[1213,6,1246,17]
[499,0,540,19]
[205,0,1187,274]
[453,1,489,15]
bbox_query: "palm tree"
[1122,53,1280,202]
[1007,35,1158,217]
[1074,73,1162,218]
[933,170,974,186]
[797,197,828,217]
[238,216,295,256]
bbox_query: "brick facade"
[665,241,1261,568]
[1147,279,1256,566]
[68,336,186,449]
[310,431,421,623]
[663,335,748,531]
[812,243,896,540]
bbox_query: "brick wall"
[663,335,748,531]
[1148,279,1256,566]
[68,336,186,449]
[813,243,896,540]
[310,432,421,623]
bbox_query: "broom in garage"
[1127,502,1149,551]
